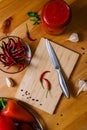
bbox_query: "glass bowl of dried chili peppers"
[0,36,31,74]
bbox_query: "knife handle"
[56,69,70,98]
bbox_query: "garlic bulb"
[76,79,87,96]
[6,77,14,87]
[67,33,79,43]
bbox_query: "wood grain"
[0,0,87,129]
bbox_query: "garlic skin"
[6,77,14,87]
[67,33,79,43]
[76,79,87,96]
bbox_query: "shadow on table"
[65,0,87,41]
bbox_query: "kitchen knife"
[46,39,70,98]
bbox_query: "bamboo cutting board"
[15,38,79,114]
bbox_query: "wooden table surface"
[0,0,87,130]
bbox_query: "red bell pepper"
[0,115,17,130]
[1,99,35,123]
[19,123,33,130]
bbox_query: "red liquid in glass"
[41,0,71,35]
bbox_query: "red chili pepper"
[1,100,35,123]
[9,38,16,50]
[0,37,31,70]
[7,62,15,69]
[0,54,7,65]
[15,55,31,59]
[2,17,13,34]
[43,78,51,98]
[40,70,50,88]
[0,115,17,130]
[12,47,25,56]
[26,24,36,41]
[16,37,22,49]
[18,60,25,71]
[2,41,15,62]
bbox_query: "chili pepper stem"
[26,24,29,33]
[40,80,44,89]
[0,98,6,109]
[46,89,49,98]
[43,78,51,98]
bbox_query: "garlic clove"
[76,79,87,96]
[82,82,87,91]
[67,33,79,43]
[76,85,85,96]
[76,79,86,88]
[6,77,14,87]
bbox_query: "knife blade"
[46,39,70,98]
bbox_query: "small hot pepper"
[0,37,31,71]
[1,99,35,123]
[40,70,50,88]
[0,115,17,130]
[43,78,51,98]
[26,24,36,41]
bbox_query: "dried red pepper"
[0,37,31,71]
[16,37,22,49]
[26,24,36,41]
[2,17,13,34]
[40,70,50,88]
[1,99,35,123]
[9,38,17,50]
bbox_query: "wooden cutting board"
[15,38,79,114]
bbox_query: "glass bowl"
[0,97,44,130]
[0,36,31,74]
